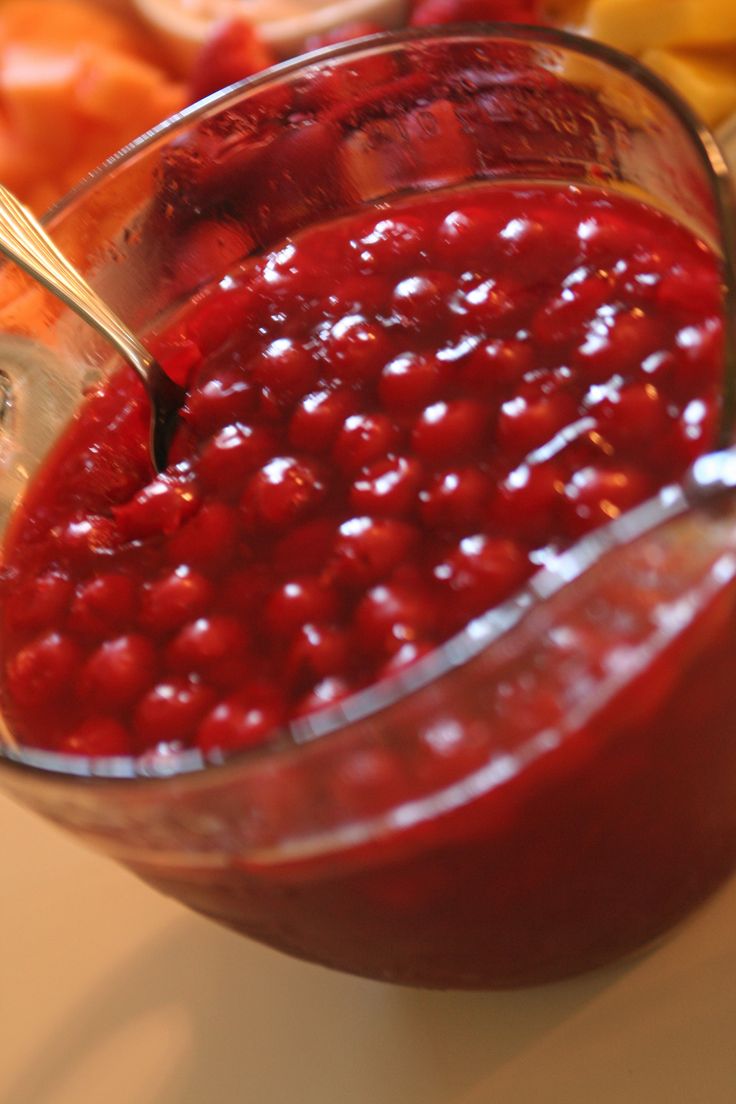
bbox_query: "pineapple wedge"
[584,0,736,55]
[550,0,736,128]
[642,47,736,127]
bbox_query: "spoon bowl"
[0,184,184,473]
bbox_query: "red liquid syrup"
[2,181,733,986]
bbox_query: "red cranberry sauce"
[0,182,723,758]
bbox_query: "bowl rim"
[3,21,736,785]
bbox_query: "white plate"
[134,0,409,69]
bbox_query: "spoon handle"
[0,184,153,386]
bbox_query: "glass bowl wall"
[1,27,736,988]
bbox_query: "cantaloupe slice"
[0,46,83,153]
[74,45,183,125]
[0,119,46,195]
[0,0,184,211]
[0,0,159,61]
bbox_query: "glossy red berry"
[497,392,577,459]
[379,638,434,677]
[167,615,250,676]
[286,622,352,686]
[4,571,72,634]
[672,398,718,470]
[134,678,215,747]
[354,582,437,655]
[140,567,214,634]
[69,574,139,637]
[329,517,417,587]
[273,516,338,576]
[433,205,505,267]
[185,284,264,356]
[561,465,653,536]
[379,352,447,412]
[657,263,721,317]
[288,388,356,453]
[411,399,490,463]
[350,455,423,517]
[197,423,276,492]
[295,675,352,716]
[574,310,665,382]
[6,631,82,707]
[434,534,531,622]
[453,277,522,333]
[185,368,256,435]
[59,516,120,567]
[532,272,614,348]
[254,337,318,401]
[333,413,400,474]
[242,456,328,529]
[61,717,131,757]
[590,382,670,451]
[264,578,340,639]
[392,271,455,330]
[419,467,493,530]
[198,691,284,753]
[326,315,391,383]
[461,338,533,395]
[674,319,724,386]
[488,462,565,541]
[79,634,156,711]
[352,215,424,275]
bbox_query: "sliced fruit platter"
[2,0,736,212]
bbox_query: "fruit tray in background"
[0,0,735,209]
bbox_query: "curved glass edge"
[45,22,736,240]
[0,470,711,786]
[2,22,735,785]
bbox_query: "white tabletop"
[2,789,736,1104]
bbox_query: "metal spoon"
[0,184,184,473]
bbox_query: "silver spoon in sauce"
[0,183,184,473]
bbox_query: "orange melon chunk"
[0,0,185,212]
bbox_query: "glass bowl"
[1,25,736,989]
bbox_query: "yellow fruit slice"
[550,0,736,129]
[584,0,736,55]
[642,47,736,128]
